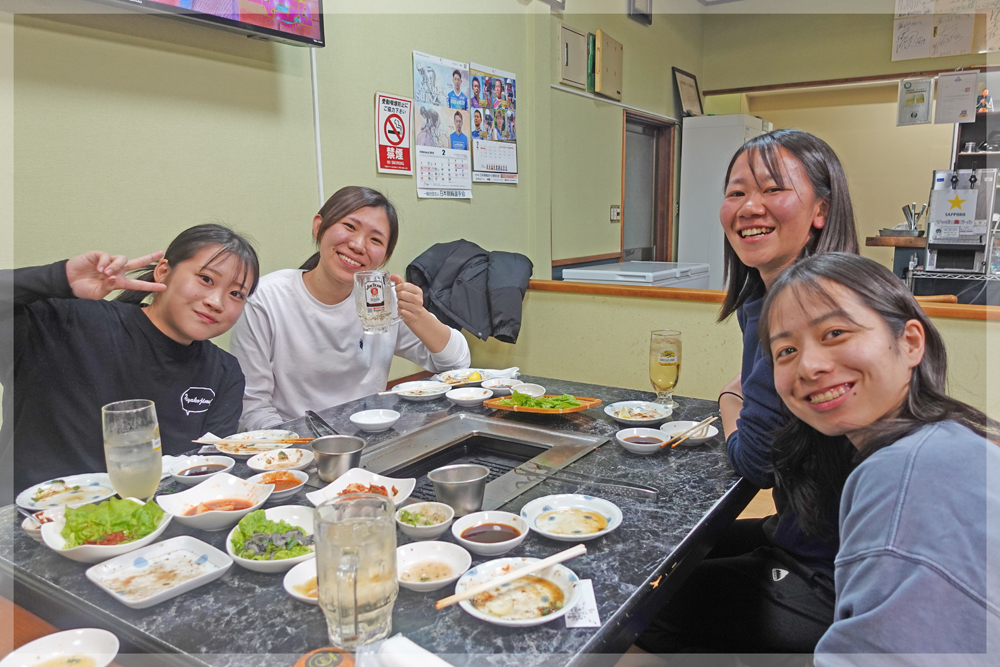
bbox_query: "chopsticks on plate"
[192,436,314,446]
[434,543,587,610]
[661,416,718,449]
[378,382,453,396]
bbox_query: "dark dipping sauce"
[461,523,521,543]
[177,464,227,477]
[623,436,663,445]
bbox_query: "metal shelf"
[911,271,1000,281]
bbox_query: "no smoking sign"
[376,93,413,175]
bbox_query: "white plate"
[246,470,309,503]
[306,468,415,507]
[283,558,318,604]
[41,499,173,564]
[455,556,581,627]
[604,401,673,426]
[391,381,450,402]
[213,430,300,457]
[85,535,232,609]
[659,420,720,446]
[156,473,272,532]
[246,448,314,473]
[520,494,622,542]
[17,473,116,511]
[445,387,493,407]
[167,455,236,486]
[396,541,471,592]
[226,505,316,574]
[433,368,520,386]
[0,629,119,667]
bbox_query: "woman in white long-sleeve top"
[230,186,471,431]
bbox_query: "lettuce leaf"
[497,391,581,409]
[230,510,314,561]
[61,497,164,548]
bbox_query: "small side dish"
[604,401,673,426]
[395,541,471,592]
[16,473,116,511]
[455,556,580,627]
[451,511,528,556]
[305,469,415,507]
[40,498,173,564]
[156,473,272,532]
[225,506,316,574]
[283,558,318,604]
[520,494,623,542]
[247,447,313,472]
[616,427,669,455]
[0,629,119,667]
[213,430,299,457]
[395,502,454,540]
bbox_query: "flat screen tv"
[98,0,324,47]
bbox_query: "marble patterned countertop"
[1,376,752,667]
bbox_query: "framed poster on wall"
[672,67,703,117]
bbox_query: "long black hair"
[759,253,998,537]
[116,223,260,305]
[719,129,859,321]
[300,186,399,271]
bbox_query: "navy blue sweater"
[728,294,838,575]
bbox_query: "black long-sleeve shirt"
[1,261,245,492]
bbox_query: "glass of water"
[353,270,402,334]
[102,399,162,501]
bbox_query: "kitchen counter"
[1,376,755,667]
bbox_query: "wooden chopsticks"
[192,437,314,446]
[434,543,587,610]
[661,416,718,448]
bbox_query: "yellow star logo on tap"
[948,195,967,210]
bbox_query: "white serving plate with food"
[213,430,299,457]
[395,502,454,541]
[40,499,173,564]
[349,409,401,433]
[21,508,63,544]
[156,473,272,531]
[615,428,669,455]
[433,368,520,386]
[167,455,236,486]
[659,420,720,446]
[445,387,493,407]
[481,378,521,396]
[451,511,528,557]
[0,628,120,667]
[306,468,415,507]
[396,541,471,592]
[246,470,309,503]
[390,381,450,402]
[455,556,581,627]
[520,494,622,542]
[283,558,318,604]
[246,447,314,473]
[604,401,673,426]
[84,535,232,609]
[17,473,116,512]
[226,505,316,574]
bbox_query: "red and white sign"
[376,93,413,175]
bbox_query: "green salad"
[61,497,165,548]
[230,510,314,561]
[496,391,581,410]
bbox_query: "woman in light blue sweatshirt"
[760,252,999,661]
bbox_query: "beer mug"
[353,270,402,334]
[316,493,398,650]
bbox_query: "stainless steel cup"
[312,435,365,482]
[427,464,489,517]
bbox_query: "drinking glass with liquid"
[353,270,402,334]
[102,399,162,500]
[649,329,682,408]
[316,493,398,650]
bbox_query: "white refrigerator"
[677,114,771,290]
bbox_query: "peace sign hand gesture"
[65,250,167,301]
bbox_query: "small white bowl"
[40,499,173,564]
[283,558,318,604]
[168,455,236,486]
[520,494,623,542]
[395,502,454,540]
[510,383,545,398]
[0,628,119,667]
[306,468,415,507]
[451,511,528,557]
[156,473,272,532]
[226,505,316,574]
[659,420,720,446]
[605,401,673,426]
[396,541,471,592]
[21,508,62,544]
[615,428,669,455]
[481,378,521,396]
[445,387,493,407]
[246,470,309,503]
[349,409,401,433]
[246,447,314,473]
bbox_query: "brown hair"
[300,186,399,271]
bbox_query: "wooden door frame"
[621,110,677,262]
